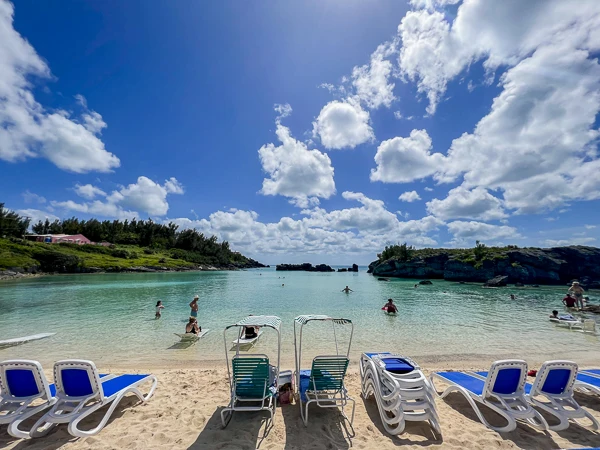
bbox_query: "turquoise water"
[1,268,599,369]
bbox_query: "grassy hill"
[0,238,263,274]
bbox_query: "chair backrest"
[310,356,349,391]
[583,319,597,333]
[531,360,577,397]
[232,355,270,398]
[54,360,105,401]
[483,360,527,398]
[0,360,53,400]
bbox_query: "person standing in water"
[155,300,164,319]
[189,295,199,319]
[383,299,397,313]
[568,281,585,310]
[342,286,353,293]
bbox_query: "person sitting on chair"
[186,317,201,335]
[244,325,258,339]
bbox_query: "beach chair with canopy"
[430,360,548,432]
[30,360,157,438]
[221,315,281,428]
[575,369,600,396]
[360,352,441,435]
[0,360,58,439]
[293,315,355,432]
[523,360,598,431]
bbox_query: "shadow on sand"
[360,396,442,447]
[281,400,352,450]
[187,406,271,449]
[0,395,140,450]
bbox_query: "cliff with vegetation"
[0,204,264,276]
[369,243,600,288]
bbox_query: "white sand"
[2,363,600,449]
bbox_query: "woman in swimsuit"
[186,317,201,335]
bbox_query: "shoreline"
[2,364,599,449]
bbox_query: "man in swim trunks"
[190,295,199,318]
[562,294,577,308]
[342,286,353,293]
[568,281,585,310]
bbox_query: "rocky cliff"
[276,263,335,272]
[369,246,600,287]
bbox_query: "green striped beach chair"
[221,354,276,427]
[299,355,355,427]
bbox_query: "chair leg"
[431,376,516,433]
[7,400,56,439]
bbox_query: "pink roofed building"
[25,234,92,245]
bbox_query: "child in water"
[155,300,165,319]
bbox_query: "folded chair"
[299,355,355,429]
[221,354,276,427]
[0,360,57,439]
[31,359,157,438]
[523,360,598,431]
[360,352,440,435]
[430,360,548,432]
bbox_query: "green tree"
[473,240,487,261]
[0,203,31,238]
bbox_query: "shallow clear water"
[1,268,599,369]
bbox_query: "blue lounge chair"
[0,360,57,439]
[575,369,600,396]
[525,361,598,431]
[31,359,157,438]
[430,360,547,432]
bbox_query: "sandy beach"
[2,362,600,450]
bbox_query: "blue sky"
[1,0,599,264]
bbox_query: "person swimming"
[383,299,397,313]
[342,286,353,293]
[562,294,577,308]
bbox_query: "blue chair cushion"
[62,369,95,397]
[381,358,414,374]
[436,372,485,396]
[541,369,571,395]
[100,374,148,398]
[583,369,600,376]
[364,352,391,358]
[6,369,40,397]
[475,371,532,395]
[577,373,600,387]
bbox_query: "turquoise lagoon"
[0,268,599,369]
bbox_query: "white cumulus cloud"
[426,186,507,221]
[399,191,421,202]
[259,123,335,205]
[371,129,444,183]
[352,42,397,109]
[312,98,374,149]
[0,1,120,173]
[73,184,107,200]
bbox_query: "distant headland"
[369,243,600,288]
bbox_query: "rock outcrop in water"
[369,246,600,287]
[276,263,335,272]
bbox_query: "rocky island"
[276,263,335,272]
[369,244,600,288]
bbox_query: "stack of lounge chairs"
[0,359,157,439]
[360,352,440,435]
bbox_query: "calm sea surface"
[1,268,599,369]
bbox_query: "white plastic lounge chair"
[360,352,440,435]
[30,359,157,438]
[221,354,276,427]
[430,360,548,432]
[575,369,600,396]
[523,361,598,431]
[0,360,57,439]
[298,355,355,427]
